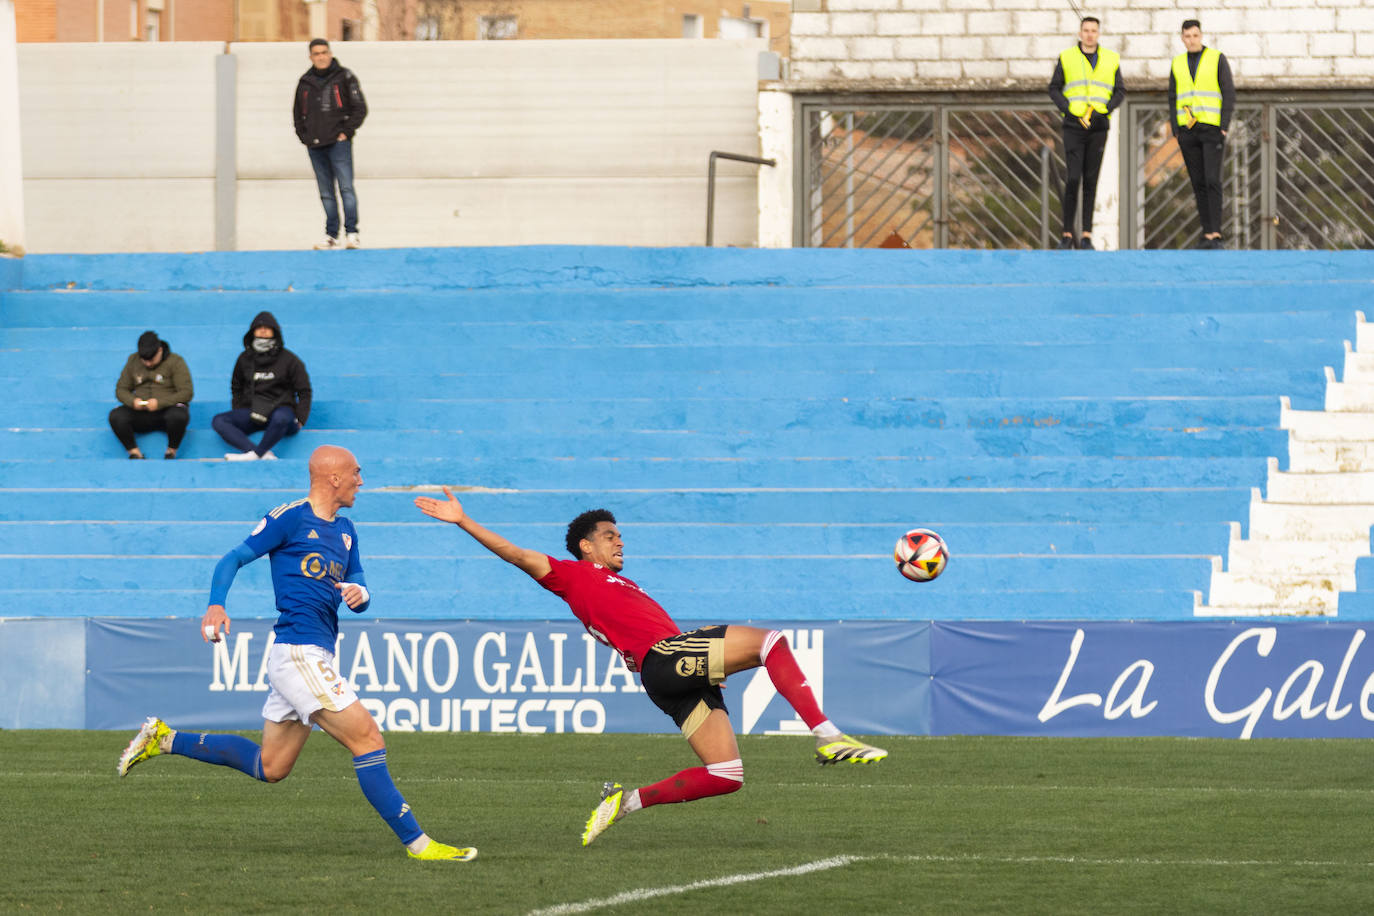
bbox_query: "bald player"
[117,446,476,862]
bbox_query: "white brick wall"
[788,0,1372,87]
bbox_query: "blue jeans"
[212,406,300,456]
[308,139,357,237]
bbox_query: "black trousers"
[1061,123,1109,234]
[109,404,189,451]
[1177,125,1226,236]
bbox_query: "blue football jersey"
[240,497,368,648]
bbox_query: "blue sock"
[170,731,266,781]
[353,749,423,845]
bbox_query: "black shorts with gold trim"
[639,625,729,738]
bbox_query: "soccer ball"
[894,528,949,582]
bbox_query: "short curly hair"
[566,508,616,559]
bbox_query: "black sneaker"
[1058,236,1075,250]
[1078,236,1094,250]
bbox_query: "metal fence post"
[706,151,776,247]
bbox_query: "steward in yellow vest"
[1047,16,1126,250]
[1169,19,1235,247]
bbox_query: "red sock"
[638,766,742,809]
[761,631,827,729]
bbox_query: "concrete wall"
[17,39,768,252]
[788,1,1371,88]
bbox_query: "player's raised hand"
[202,604,230,643]
[415,486,466,525]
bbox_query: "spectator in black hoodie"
[295,39,367,251]
[213,313,312,462]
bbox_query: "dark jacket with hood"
[294,58,367,148]
[115,337,194,409]
[231,312,312,427]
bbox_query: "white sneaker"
[260,451,278,460]
[313,236,341,250]
[345,233,360,249]
[225,450,259,461]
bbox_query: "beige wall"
[17,39,769,251]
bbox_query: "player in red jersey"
[414,487,887,846]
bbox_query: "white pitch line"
[531,850,1374,915]
[526,856,863,916]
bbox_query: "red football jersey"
[537,556,681,672]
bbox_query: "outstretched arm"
[415,486,551,580]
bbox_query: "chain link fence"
[798,92,1374,250]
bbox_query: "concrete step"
[1264,463,1374,504]
[1207,571,1345,610]
[0,340,1348,375]
[0,584,1205,621]
[1285,440,1374,473]
[1194,603,1334,618]
[3,285,1364,323]
[0,486,1254,525]
[0,426,1292,461]
[1282,398,1374,441]
[1,368,1328,404]
[1,311,1357,350]
[1248,498,1374,541]
[0,395,1288,432]
[0,455,1272,491]
[1226,536,1368,574]
[0,518,1233,558]
[0,554,1220,594]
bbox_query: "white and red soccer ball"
[894,528,949,582]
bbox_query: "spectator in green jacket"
[110,331,194,459]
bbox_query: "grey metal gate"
[799,91,1374,250]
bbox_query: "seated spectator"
[109,330,193,460]
[212,312,312,462]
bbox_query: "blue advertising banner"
[66,618,1374,737]
[85,618,932,735]
[932,620,1374,738]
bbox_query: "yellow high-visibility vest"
[1173,47,1222,127]
[1059,46,1120,119]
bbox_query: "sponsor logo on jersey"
[308,529,319,539]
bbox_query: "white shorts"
[261,642,359,724]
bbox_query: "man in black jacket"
[212,312,313,462]
[295,39,367,250]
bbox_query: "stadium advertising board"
[932,621,1374,738]
[76,619,1374,737]
[84,618,931,735]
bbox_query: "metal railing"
[797,91,1374,250]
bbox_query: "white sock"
[621,788,642,816]
[406,834,431,854]
[812,720,843,740]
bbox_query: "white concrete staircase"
[1198,311,1374,617]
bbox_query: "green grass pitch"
[3,730,1373,913]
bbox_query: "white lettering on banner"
[1326,629,1363,720]
[210,632,254,691]
[359,696,606,733]
[1207,628,1278,739]
[350,631,381,691]
[741,629,824,735]
[513,633,550,693]
[423,631,459,694]
[384,632,423,693]
[1038,629,1157,723]
[474,632,509,692]
[206,626,633,731]
[1206,627,1374,738]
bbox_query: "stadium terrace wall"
[10,617,1374,738]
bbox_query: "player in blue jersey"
[116,445,475,862]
